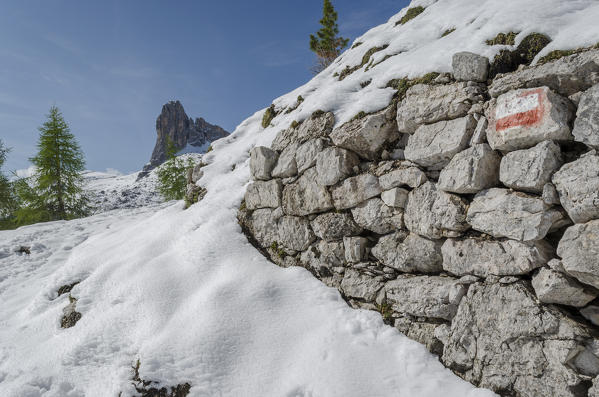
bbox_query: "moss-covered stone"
[386,72,440,101]
[261,105,277,128]
[338,45,388,80]
[441,28,456,37]
[538,43,599,65]
[351,42,363,49]
[351,111,367,121]
[489,32,552,78]
[486,32,518,46]
[395,6,425,26]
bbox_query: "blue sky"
[1,0,408,173]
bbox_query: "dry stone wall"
[236,50,599,397]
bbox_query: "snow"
[3,0,597,395]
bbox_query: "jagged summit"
[139,100,228,178]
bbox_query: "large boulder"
[452,52,489,82]
[405,115,477,169]
[331,173,382,210]
[277,216,316,252]
[244,180,282,210]
[315,147,359,186]
[442,281,598,396]
[330,106,399,160]
[553,150,599,223]
[404,182,470,239]
[532,267,598,307]
[310,213,362,241]
[441,238,553,277]
[487,87,573,152]
[396,82,484,134]
[242,207,283,248]
[489,48,599,97]
[282,168,333,216]
[499,140,563,193]
[350,198,403,234]
[378,163,427,190]
[467,188,564,241]
[249,146,278,181]
[372,232,443,273]
[271,142,299,179]
[438,144,501,194]
[557,220,599,289]
[341,269,384,301]
[295,138,327,174]
[271,111,335,151]
[573,84,599,149]
[384,275,468,321]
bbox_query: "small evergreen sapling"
[309,0,349,73]
[156,138,195,201]
[15,106,89,224]
[0,139,18,228]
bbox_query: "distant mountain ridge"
[138,100,228,178]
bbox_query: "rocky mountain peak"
[139,100,228,177]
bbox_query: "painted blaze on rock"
[488,86,573,151]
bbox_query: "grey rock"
[499,140,563,193]
[315,147,359,186]
[469,115,488,145]
[385,275,467,320]
[242,207,282,247]
[590,376,599,397]
[489,48,599,97]
[532,267,598,307]
[282,168,333,216]
[438,144,501,194]
[344,236,369,263]
[61,297,82,328]
[452,52,489,83]
[250,146,278,180]
[271,111,335,151]
[277,216,316,252]
[487,87,573,151]
[581,305,599,327]
[552,151,599,223]
[558,220,599,289]
[380,188,409,208]
[271,143,298,179]
[405,115,477,170]
[310,213,362,241]
[573,84,599,149]
[295,138,327,174]
[191,163,204,184]
[467,188,564,241]
[442,238,553,277]
[141,100,228,175]
[350,198,403,234]
[331,173,381,210]
[404,182,470,239]
[542,183,561,205]
[330,106,399,160]
[301,240,346,274]
[396,82,484,134]
[244,180,282,210]
[372,232,443,273]
[341,269,384,301]
[434,324,451,346]
[442,281,596,396]
[394,317,444,355]
[379,164,427,190]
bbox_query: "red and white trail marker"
[495,88,545,132]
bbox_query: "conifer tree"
[156,138,195,201]
[0,139,17,227]
[17,106,88,223]
[310,0,349,73]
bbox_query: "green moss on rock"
[486,32,518,46]
[396,6,425,26]
[538,43,599,65]
[386,72,440,101]
[261,105,278,128]
[441,28,456,37]
[338,45,389,80]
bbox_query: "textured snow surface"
[4,0,599,394]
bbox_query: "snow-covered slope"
[2,0,598,395]
[84,153,202,213]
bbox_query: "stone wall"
[237,50,599,397]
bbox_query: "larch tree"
[309,0,349,74]
[17,105,88,223]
